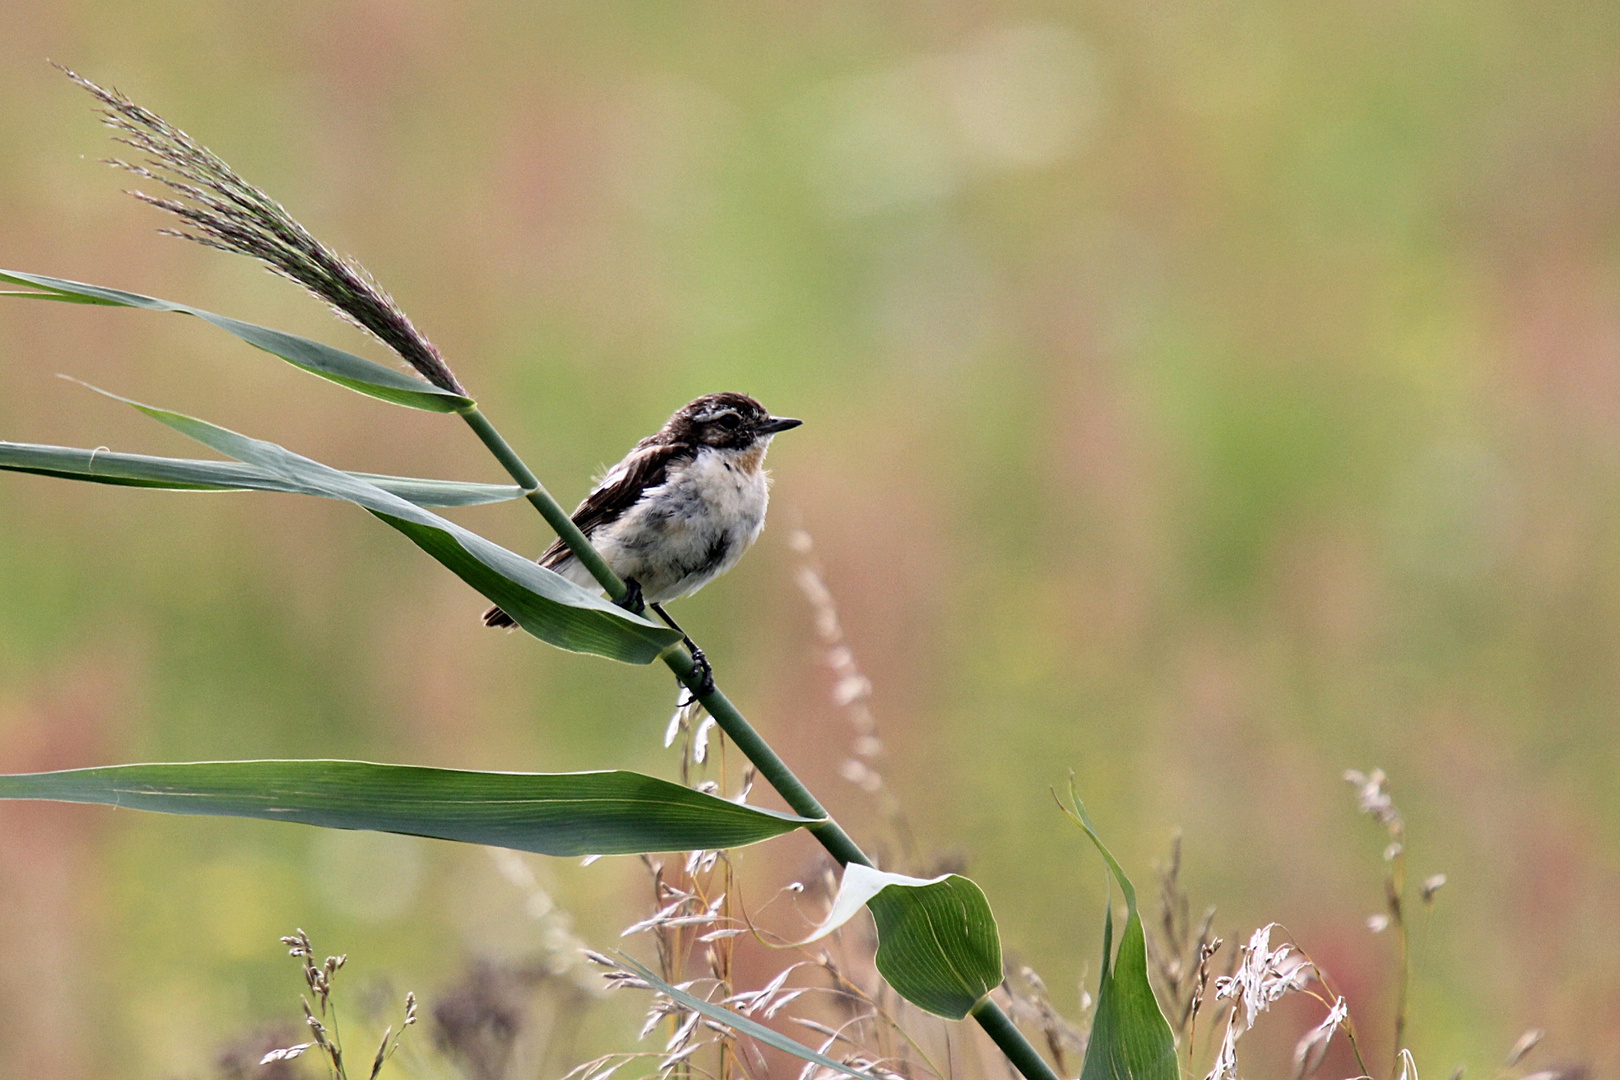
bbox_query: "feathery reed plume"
[58,65,465,396]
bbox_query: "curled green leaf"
[809,863,1004,1020]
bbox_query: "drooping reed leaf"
[0,440,523,506]
[72,384,683,663]
[804,863,1003,1020]
[867,873,1004,1019]
[616,957,880,1080]
[1064,787,1178,1080]
[0,269,472,412]
[0,761,817,855]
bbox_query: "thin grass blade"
[616,958,880,1080]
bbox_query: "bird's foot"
[684,640,715,698]
[614,577,645,615]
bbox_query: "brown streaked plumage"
[484,393,801,628]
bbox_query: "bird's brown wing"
[485,440,691,628]
[535,439,690,568]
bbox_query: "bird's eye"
[716,412,742,430]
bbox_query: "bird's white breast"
[587,445,771,603]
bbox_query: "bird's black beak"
[759,416,803,434]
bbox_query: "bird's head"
[666,392,802,450]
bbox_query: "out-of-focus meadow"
[3,2,1620,1077]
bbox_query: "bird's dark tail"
[482,605,516,629]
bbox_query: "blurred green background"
[3,1,1620,1077]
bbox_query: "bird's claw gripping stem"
[684,642,714,698]
[614,577,645,615]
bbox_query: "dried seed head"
[1422,874,1448,904]
[1213,924,1312,1025]
[1507,1029,1545,1067]
[1291,997,1348,1080]
[1206,924,1314,1080]
[658,1042,702,1072]
[665,1008,704,1052]
[303,1008,330,1049]
[60,66,465,396]
[368,1026,393,1080]
[1345,768,1403,831]
[260,1043,313,1065]
[692,716,718,763]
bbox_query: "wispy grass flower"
[1292,996,1348,1079]
[1204,925,1313,1080]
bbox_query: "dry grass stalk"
[258,930,416,1080]
[788,528,916,870]
[1345,767,1448,1073]
[1000,965,1087,1076]
[1145,832,1222,1042]
[575,541,1038,1080]
[1201,924,1367,1080]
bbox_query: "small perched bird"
[484,392,802,684]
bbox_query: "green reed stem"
[971,999,1061,1080]
[662,649,871,868]
[459,406,627,603]
[459,406,1058,1080]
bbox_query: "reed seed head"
[59,65,466,396]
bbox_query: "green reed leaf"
[0,269,472,412]
[70,384,683,663]
[616,957,880,1080]
[804,863,1003,1019]
[868,873,1004,1019]
[1064,785,1178,1080]
[0,761,817,855]
[0,440,523,506]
